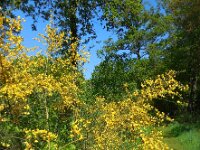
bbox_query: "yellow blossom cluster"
[0,15,188,150]
[0,16,86,123]
[138,70,188,101]
[72,71,188,149]
[140,130,168,150]
[24,129,57,150]
[0,15,88,149]
[0,16,25,59]
[73,97,169,149]
[70,120,84,140]
[0,142,10,149]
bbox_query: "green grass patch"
[161,121,200,150]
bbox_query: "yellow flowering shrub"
[139,70,188,101]
[0,15,86,149]
[74,98,169,149]
[24,129,58,150]
[0,15,188,150]
[72,71,188,149]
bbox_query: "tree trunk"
[68,0,78,67]
[188,67,199,112]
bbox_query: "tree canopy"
[1,0,200,149]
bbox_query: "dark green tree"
[90,0,169,101]
[99,0,168,60]
[91,53,137,101]
[162,0,200,111]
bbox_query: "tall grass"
[161,121,200,150]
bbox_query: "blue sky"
[15,11,115,79]
[15,0,156,79]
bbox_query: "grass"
[161,121,200,150]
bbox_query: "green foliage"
[100,0,169,60]
[0,16,86,149]
[91,54,137,101]
[162,121,200,150]
[162,0,200,111]
[91,52,168,102]
[163,122,190,137]
[90,0,171,102]
[2,0,200,149]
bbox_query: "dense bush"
[0,16,188,150]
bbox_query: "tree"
[90,0,169,101]
[91,53,137,101]
[162,0,200,111]
[0,15,86,149]
[91,51,166,101]
[1,0,168,67]
[1,0,98,66]
[99,0,168,60]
